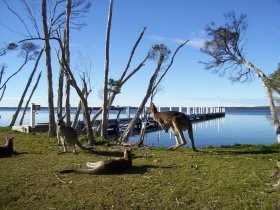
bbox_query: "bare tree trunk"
[42,0,56,137]
[64,0,71,126]
[244,61,280,143]
[10,49,43,126]
[72,100,82,128]
[65,82,71,125]
[19,72,42,125]
[57,68,64,119]
[136,113,149,146]
[101,0,114,138]
[72,86,88,128]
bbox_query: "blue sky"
[0,0,280,108]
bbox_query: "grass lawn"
[0,127,280,209]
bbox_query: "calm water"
[0,107,276,147]
[129,107,276,148]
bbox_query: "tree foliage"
[201,12,253,82]
[267,64,280,90]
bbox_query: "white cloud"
[149,35,205,49]
[188,38,206,49]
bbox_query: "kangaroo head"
[150,103,158,114]
[5,137,14,148]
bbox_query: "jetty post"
[30,103,35,128]
[30,103,41,128]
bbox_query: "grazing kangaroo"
[150,103,197,151]
[59,148,132,174]
[57,116,89,153]
[0,137,14,157]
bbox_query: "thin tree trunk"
[65,82,71,125]
[64,0,71,126]
[42,0,56,137]
[72,100,82,128]
[19,72,42,125]
[101,0,114,138]
[57,68,64,119]
[10,49,43,126]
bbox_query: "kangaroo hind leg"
[187,124,198,152]
[167,123,185,150]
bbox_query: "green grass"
[0,127,280,209]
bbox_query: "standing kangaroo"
[57,116,89,153]
[59,148,132,174]
[0,137,14,157]
[150,103,197,151]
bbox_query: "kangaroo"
[150,103,197,151]
[57,116,90,153]
[0,137,14,157]
[59,148,132,174]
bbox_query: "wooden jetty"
[12,105,225,135]
[93,106,225,136]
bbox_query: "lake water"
[0,107,276,148]
[129,107,277,148]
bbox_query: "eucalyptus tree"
[201,11,280,142]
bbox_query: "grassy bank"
[0,127,280,209]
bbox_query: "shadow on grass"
[200,145,280,155]
[129,165,162,175]
[58,165,163,175]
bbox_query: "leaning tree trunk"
[57,68,64,119]
[119,55,164,142]
[244,61,280,143]
[42,0,56,137]
[10,49,43,126]
[19,72,42,125]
